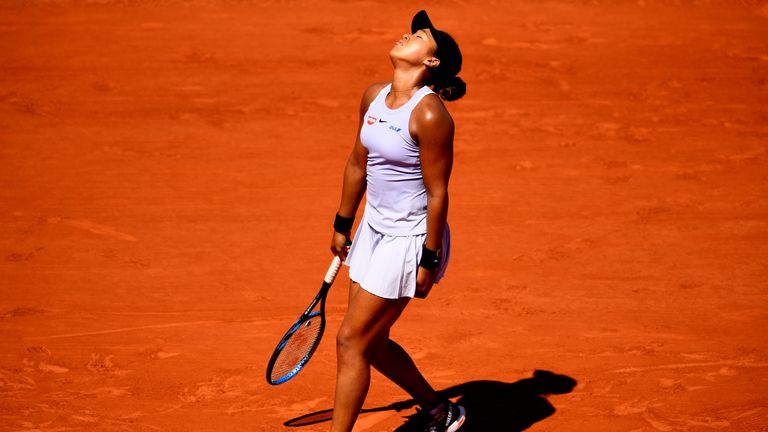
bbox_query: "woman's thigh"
[339,281,410,351]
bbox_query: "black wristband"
[419,245,441,270]
[333,213,355,233]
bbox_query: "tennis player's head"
[390,10,466,101]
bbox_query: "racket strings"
[270,315,323,382]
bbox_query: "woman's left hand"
[415,266,438,299]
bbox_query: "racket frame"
[266,256,342,385]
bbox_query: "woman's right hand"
[330,231,351,261]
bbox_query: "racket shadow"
[283,369,576,430]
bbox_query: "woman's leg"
[349,283,442,410]
[368,338,441,409]
[330,282,410,432]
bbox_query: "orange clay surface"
[1,1,768,431]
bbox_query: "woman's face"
[390,28,439,68]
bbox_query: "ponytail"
[433,75,466,101]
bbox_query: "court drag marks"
[1,1,767,431]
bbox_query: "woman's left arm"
[412,95,454,297]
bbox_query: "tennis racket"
[266,254,344,385]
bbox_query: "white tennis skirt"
[344,217,451,299]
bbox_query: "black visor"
[410,10,462,78]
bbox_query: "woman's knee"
[336,324,365,357]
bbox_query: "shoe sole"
[447,405,466,432]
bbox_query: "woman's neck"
[390,68,425,100]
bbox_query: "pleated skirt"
[344,216,451,299]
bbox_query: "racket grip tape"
[324,255,343,284]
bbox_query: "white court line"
[26,320,231,340]
[612,361,768,373]
[25,315,343,340]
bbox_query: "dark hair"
[432,75,466,101]
[410,10,465,101]
[427,37,466,101]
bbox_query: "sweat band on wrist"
[333,213,355,233]
[419,245,441,270]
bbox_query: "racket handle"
[324,255,343,284]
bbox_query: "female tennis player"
[328,10,466,432]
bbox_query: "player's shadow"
[284,369,577,431]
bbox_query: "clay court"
[1,0,767,431]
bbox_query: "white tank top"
[360,83,436,236]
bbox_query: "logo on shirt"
[378,119,388,123]
[367,116,377,125]
[389,125,402,133]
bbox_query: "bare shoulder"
[412,93,454,131]
[361,81,389,107]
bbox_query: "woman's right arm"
[331,82,387,259]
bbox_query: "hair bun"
[436,75,466,101]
